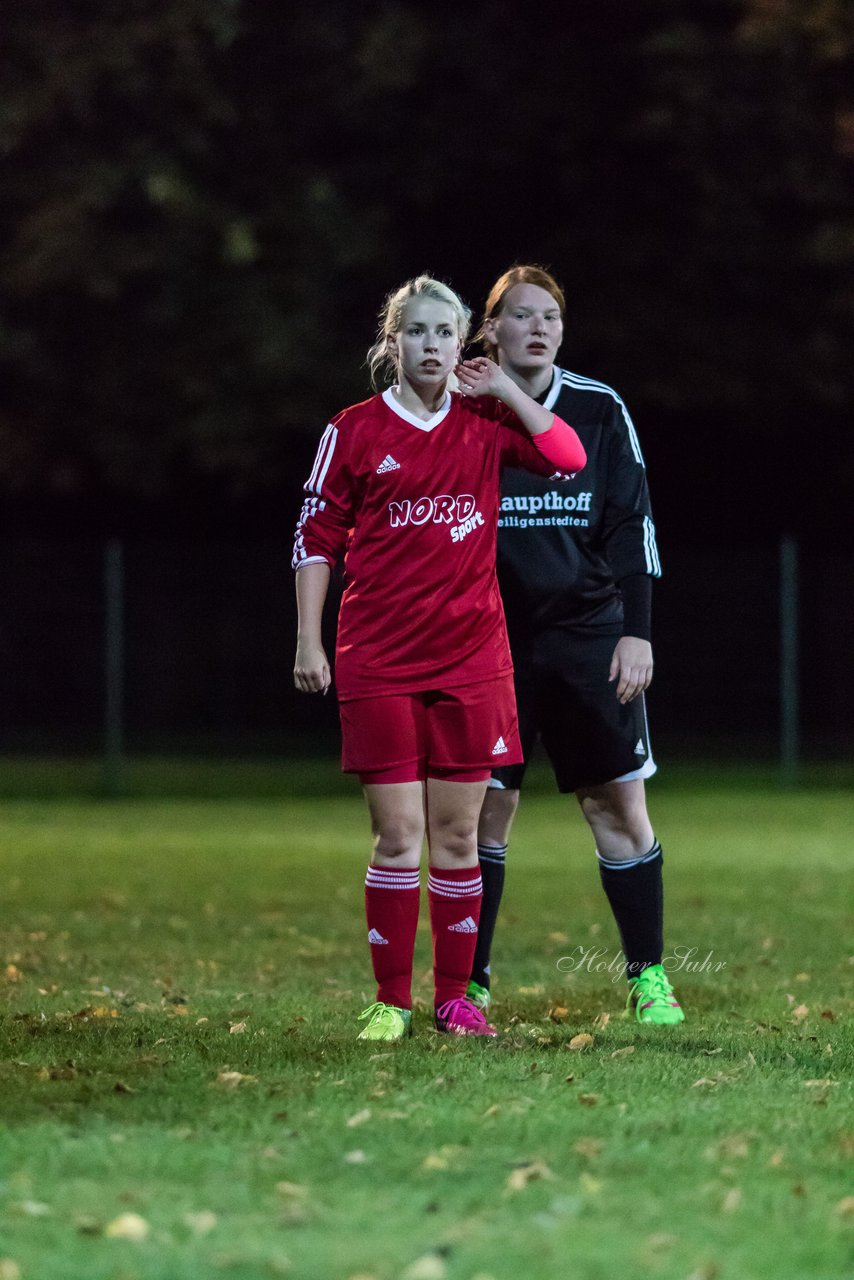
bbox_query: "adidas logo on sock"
[376,454,401,473]
[368,928,389,945]
[491,736,508,755]
[448,916,478,933]
[634,739,645,755]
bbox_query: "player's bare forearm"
[609,636,653,705]
[294,562,332,694]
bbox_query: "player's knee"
[373,818,423,862]
[431,818,478,863]
[478,787,520,843]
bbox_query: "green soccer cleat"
[627,964,685,1025]
[356,1002,412,1042]
[465,980,492,1013]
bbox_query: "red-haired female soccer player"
[466,265,684,1025]
[293,275,586,1040]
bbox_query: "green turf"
[0,774,852,1279]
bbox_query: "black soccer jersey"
[496,365,660,637]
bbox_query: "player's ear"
[482,314,499,346]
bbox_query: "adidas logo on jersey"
[492,736,508,755]
[448,916,478,933]
[376,454,401,473]
[634,739,645,755]
[368,928,389,945]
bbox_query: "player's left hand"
[456,356,507,398]
[609,636,653,704]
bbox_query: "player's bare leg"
[577,778,683,1024]
[357,782,425,1039]
[575,778,653,862]
[363,781,425,869]
[478,784,519,849]
[425,778,496,1035]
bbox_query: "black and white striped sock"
[470,842,507,990]
[596,840,664,979]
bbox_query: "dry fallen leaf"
[15,1201,50,1217]
[573,1138,603,1159]
[275,1182,308,1199]
[4,966,22,983]
[506,1159,554,1192]
[104,1213,149,1241]
[686,1265,719,1280]
[578,1093,599,1106]
[343,1149,367,1164]
[346,1108,372,1128]
[229,1021,247,1035]
[644,1233,677,1252]
[791,1004,809,1022]
[716,1135,749,1160]
[768,1150,785,1168]
[834,1197,854,1217]
[402,1254,447,1280]
[579,1171,603,1194]
[421,1153,449,1171]
[214,1071,255,1088]
[184,1210,217,1235]
[0,1261,21,1280]
[722,1187,743,1212]
[610,1046,635,1058]
[568,1033,594,1051]
[593,1012,610,1028]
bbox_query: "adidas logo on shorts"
[376,454,401,473]
[448,916,478,933]
[491,736,508,755]
[368,928,389,945]
[634,739,645,755]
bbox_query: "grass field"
[0,760,852,1280]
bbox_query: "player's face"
[389,298,460,387]
[485,282,563,373]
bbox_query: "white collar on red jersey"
[382,386,453,432]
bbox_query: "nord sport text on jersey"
[388,494,485,543]
[500,490,592,514]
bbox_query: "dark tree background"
[2,0,852,544]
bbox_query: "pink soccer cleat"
[435,996,497,1037]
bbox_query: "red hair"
[478,265,565,361]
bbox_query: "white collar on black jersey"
[382,386,453,432]
[541,366,563,412]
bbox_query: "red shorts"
[339,676,522,784]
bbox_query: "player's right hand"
[294,640,332,694]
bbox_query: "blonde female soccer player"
[467,264,684,1026]
[293,275,586,1040]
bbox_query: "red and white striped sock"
[427,865,483,1008]
[364,864,420,1011]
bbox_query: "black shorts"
[490,628,656,794]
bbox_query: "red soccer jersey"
[293,388,582,699]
